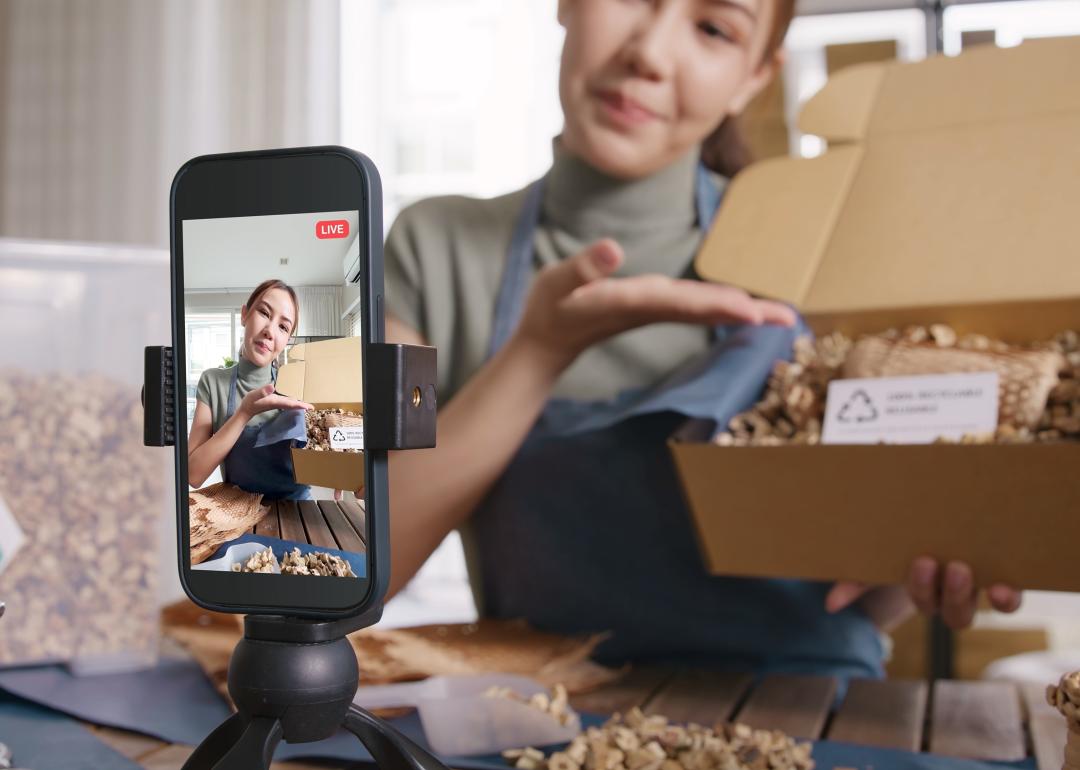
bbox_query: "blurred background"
[1,0,1079,680]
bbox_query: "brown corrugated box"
[276,336,365,490]
[669,38,1080,592]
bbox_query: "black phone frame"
[170,146,387,618]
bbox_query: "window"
[942,0,1080,55]
[185,311,235,429]
[340,0,564,228]
[782,9,929,157]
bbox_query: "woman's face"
[558,0,778,178]
[241,287,297,367]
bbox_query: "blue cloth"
[252,406,308,448]
[0,660,464,765]
[0,691,144,769]
[207,532,367,579]
[222,361,312,500]
[472,165,884,678]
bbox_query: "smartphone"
[170,147,386,617]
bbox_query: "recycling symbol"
[837,389,879,423]
[332,429,347,442]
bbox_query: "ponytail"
[700,117,754,179]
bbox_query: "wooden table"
[90,671,1066,769]
[570,671,1063,765]
[253,498,367,554]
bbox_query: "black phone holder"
[144,343,445,769]
[143,342,437,450]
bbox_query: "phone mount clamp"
[145,342,445,770]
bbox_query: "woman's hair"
[243,279,300,344]
[700,0,796,178]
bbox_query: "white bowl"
[192,542,280,573]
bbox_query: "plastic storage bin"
[0,237,170,673]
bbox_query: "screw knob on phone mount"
[142,343,436,451]
[146,343,446,770]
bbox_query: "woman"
[382,0,1022,676]
[188,279,314,500]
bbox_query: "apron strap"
[487,165,723,360]
[488,178,545,358]
[226,361,240,417]
[695,163,723,232]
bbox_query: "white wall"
[183,211,358,289]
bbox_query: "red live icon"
[315,219,350,239]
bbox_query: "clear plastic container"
[0,237,171,674]
[353,674,581,756]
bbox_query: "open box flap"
[695,37,1080,318]
[276,336,363,407]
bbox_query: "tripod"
[182,610,451,770]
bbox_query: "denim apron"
[469,168,884,679]
[221,361,312,501]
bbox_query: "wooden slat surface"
[648,670,753,727]
[826,678,927,751]
[733,674,837,739]
[929,680,1025,761]
[318,500,366,554]
[298,500,336,549]
[339,498,366,543]
[74,668,1047,767]
[254,503,281,539]
[1021,682,1067,770]
[277,500,307,544]
[569,667,671,715]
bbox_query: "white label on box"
[822,372,999,445]
[0,492,26,577]
[329,425,364,450]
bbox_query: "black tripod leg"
[344,705,451,770]
[182,713,247,770]
[182,714,284,770]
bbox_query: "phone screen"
[181,210,368,586]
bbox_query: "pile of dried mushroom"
[0,372,161,665]
[714,326,1080,447]
[502,708,813,770]
[305,408,363,452]
[230,545,357,577]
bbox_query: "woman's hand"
[825,557,1023,631]
[238,384,314,420]
[511,238,798,373]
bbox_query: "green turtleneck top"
[384,142,723,404]
[195,355,277,434]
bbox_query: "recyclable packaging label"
[330,425,364,450]
[0,492,26,577]
[822,372,999,445]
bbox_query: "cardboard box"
[276,336,365,490]
[669,38,1080,592]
